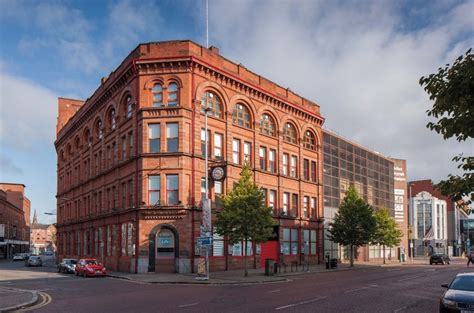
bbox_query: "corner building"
[55,40,325,273]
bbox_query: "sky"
[0,0,473,224]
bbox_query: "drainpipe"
[191,62,196,273]
[133,58,140,274]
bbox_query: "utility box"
[265,259,275,276]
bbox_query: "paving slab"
[0,286,38,312]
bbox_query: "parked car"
[58,258,78,274]
[440,272,474,312]
[25,255,43,267]
[22,253,31,260]
[75,259,106,277]
[12,253,24,261]
[430,253,450,265]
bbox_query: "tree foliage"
[419,49,474,206]
[215,163,275,276]
[327,185,376,267]
[372,208,403,264]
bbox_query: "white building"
[410,191,448,255]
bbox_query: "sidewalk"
[107,262,382,285]
[0,286,38,312]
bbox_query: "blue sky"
[0,0,473,223]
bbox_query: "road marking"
[397,275,423,282]
[267,289,281,293]
[393,306,407,312]
[18,291,52,312]
[275,296,327,310]
[344,286,369,293]
[178,303,198,308]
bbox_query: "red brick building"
[0,183,31,259]
[30,210,57,255]
[55,40,324,273]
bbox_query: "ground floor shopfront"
[56,208,324,273]
[0,240,30,259]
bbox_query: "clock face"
[211,166,225,181]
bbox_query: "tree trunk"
[244,239,248,277]
[350,244,354,267]
[383,245,386,264]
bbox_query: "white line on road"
[393,306,407,312]
[397,275,423,282]
[267,289,281,293]
[178,302,198,308]
[344,287,369,293]
[275,296,327,310]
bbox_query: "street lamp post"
[199,107,212,281]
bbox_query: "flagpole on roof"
[206,0,209,48]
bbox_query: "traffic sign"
[198,236,213,247]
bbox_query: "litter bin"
[265,259,275,276]
[330,258,338,268]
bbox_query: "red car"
[75,259,106,277]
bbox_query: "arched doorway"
[148,224,179,273]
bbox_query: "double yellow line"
[16,291,52,312]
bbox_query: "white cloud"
[0,70,57,149]
[209,0,474,182]
[0,155,24,176]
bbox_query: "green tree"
[372,208,403,264]
[327,186,376,267]
[215,163,275,276]
[419,49,474,207]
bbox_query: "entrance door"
[260,241,279,268]
[155,228,175,273]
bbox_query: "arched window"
[283,123,297,144]
[260,114,276,137]
[109,109,116,130]
[201,91,223,118]
[303,130,316,150]
[96,120,103,140]
[67,143,73,157]
[168,83,179,107]
[74,137,81,151]
[232,103,251,129]
[152,84,163,107]
[84,128,91,147]
[125,95,133,118]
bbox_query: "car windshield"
[85,260,99,265]
[450,276,474,291]
[65,260,77,265]
[30,257,40,260]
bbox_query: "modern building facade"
[55,40,325,273]
[0,183,31,259]
[408,179,465,256]
[322,130,408,262]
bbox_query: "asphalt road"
[1,257,473,313]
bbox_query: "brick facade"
[0,183,31,259]
[55,40,324,273]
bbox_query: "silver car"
[25,255,43,267]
